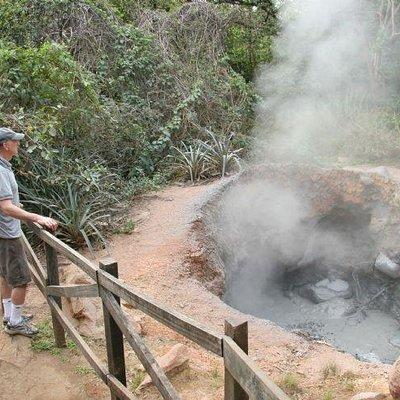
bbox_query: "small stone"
[299,278,352,303]
[356,352,381,364]
[137,344,189,390]
[350,393,386,400]
[122,301,136,310]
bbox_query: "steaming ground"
[213,167,400,365]
[224,276,400,364]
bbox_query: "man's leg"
[10,284,27,325]
[0,276,12,321]
[0,276,12,299]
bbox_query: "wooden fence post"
[45,243,66,348]
[224,319,249,400]
[99,258,127,400]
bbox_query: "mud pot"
[202,164,400,364]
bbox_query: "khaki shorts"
[0,237,31,287]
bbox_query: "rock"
[299,279,352,304]
[137,344,189,390]
[321,298,352,318]
[375,252,400,279]
[60,266,102,338]
[356,351,381,364]
[122,301,136,310]
[350,393,386,400]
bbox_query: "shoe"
[5,321,38,338]
[3,314,33,326]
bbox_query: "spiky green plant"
[19,150,118,251]
[172,141,210,183]
[202,128,242,177]
[21,181,115,252]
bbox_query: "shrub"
[279,373,302,395]
[202,128,242,177]
[172,141,210,183]
[18,148,119,251]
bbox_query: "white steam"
[254,0,384,162]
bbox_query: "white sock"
[10,302,23,325]
[2,298,11,319]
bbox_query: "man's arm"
[0,199,58,231]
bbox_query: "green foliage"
[322,389,334,400]
[210,367,223,389]
[114,219,135,235]
[279,373,302,395]
[18,149,118,251]
[322,362,339,379]
[202,128,242,177]
[172,141,210,183]
[172,127,242,181]
[31,319,75,353]
[0,0,264,248]
[0,41,97,110]
[130,369,146,390]
[226,16,276,80]
[75,365,94,375]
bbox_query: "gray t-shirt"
[0,157,21,238]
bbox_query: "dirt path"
[0,182,394,399]
[0,287,102,400]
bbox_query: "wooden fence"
[22,222,290,400]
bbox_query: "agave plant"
[20,181,116,253]
[18,151,118,252]
[202,128,242,177]
[172,141,210,183]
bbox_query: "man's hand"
[35,216,58,231]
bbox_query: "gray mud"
[224,274,400,364]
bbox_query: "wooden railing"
[23,222,290,400]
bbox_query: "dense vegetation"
[0,0,278,247]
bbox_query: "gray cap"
[0,127,25,142]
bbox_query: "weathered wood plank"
[46,284,99,298]
[224,319,249,400]
[99,259,127,400]
[47,296,109,383]
[97,269,223,356]
[21,233,47,282]
[27,222,97,279]
[107,375,138,400]
[223,337,290,400]
[45,243,66,348]
[27,260,46,296]
[101,287,181,400]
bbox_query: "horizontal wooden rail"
[46,284,99,298]
[101,287,181,400]
[97,269,223,356]
[223,337,290,400]
[27,222,98,280]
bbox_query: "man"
[0,127,58,337]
